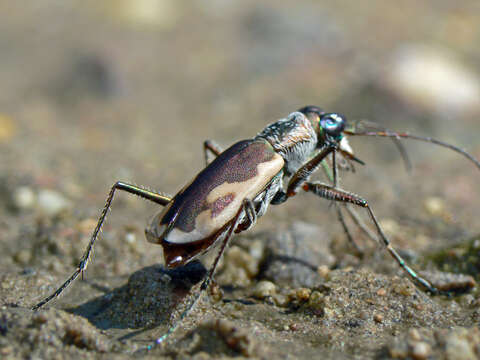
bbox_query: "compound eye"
[320,113,346,138]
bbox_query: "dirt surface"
[1,1,480,359]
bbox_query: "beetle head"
[297,106,353,155]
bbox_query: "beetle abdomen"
[146,139,284,250]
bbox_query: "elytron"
[33,105,480,349]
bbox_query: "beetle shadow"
[66,261,206,331]
[256,252,322,289]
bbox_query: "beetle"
[32,105,480,349]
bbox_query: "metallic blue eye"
[320,113,346,139]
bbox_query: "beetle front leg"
[271,146,336,205]
[32,181,172,310]
[302,181,438,294]
[287,146,335,197]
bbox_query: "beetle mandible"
[32,105,480,348]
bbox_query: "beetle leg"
[330,151,360,252]
[344,204,379,244]
[302,181,438,294]
[286,146,335,197]
[317,151,363,254]
[271,190,287,204]
[235,197,258,233]
[330,151,377,251]
[32,181,172,310]
[149,199,252,349]
[271,146,335,205]
[202,199,254,289]
[203,140,223,165]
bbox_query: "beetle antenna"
[349,120,412,172]
[344,129,480,170]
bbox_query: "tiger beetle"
[32,106,480,351]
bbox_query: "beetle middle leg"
[32,181,172,310]
[202,199,255,289]
[302,181,438,294]
[149,199,254,348]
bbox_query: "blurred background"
[1,0,480,292]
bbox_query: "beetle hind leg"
[203,140,223,165]
[302,181,438,294]
[344,204,379,243]
[32,181,172,310]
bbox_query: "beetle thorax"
[256,112,318,174]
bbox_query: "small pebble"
[249,240,265,260]
[374,313,384,323]
[424,197,445,217]
[253,280,276,299]
[384,45,480,114]
[413,303,424,311]
[272,294,288,307]
[389,343,408,358]
[124,232,136,244]
[296,288,312,302]
[317,265,330,279]
[445,331,476,360]
[307,291,324,310]
[115,0,181,28]
[208,319,254,357]
[408,328,422,341]
[12,186,36,210]
[289,323,299,331]
[37,189,71,216]
[411,341,431,360]
[209,282,223,303]
[226,246,258,278]
[125,233,139,252]
[13,250,31,265]
[376,288,387,297]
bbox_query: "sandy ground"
[1,1,480,359]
